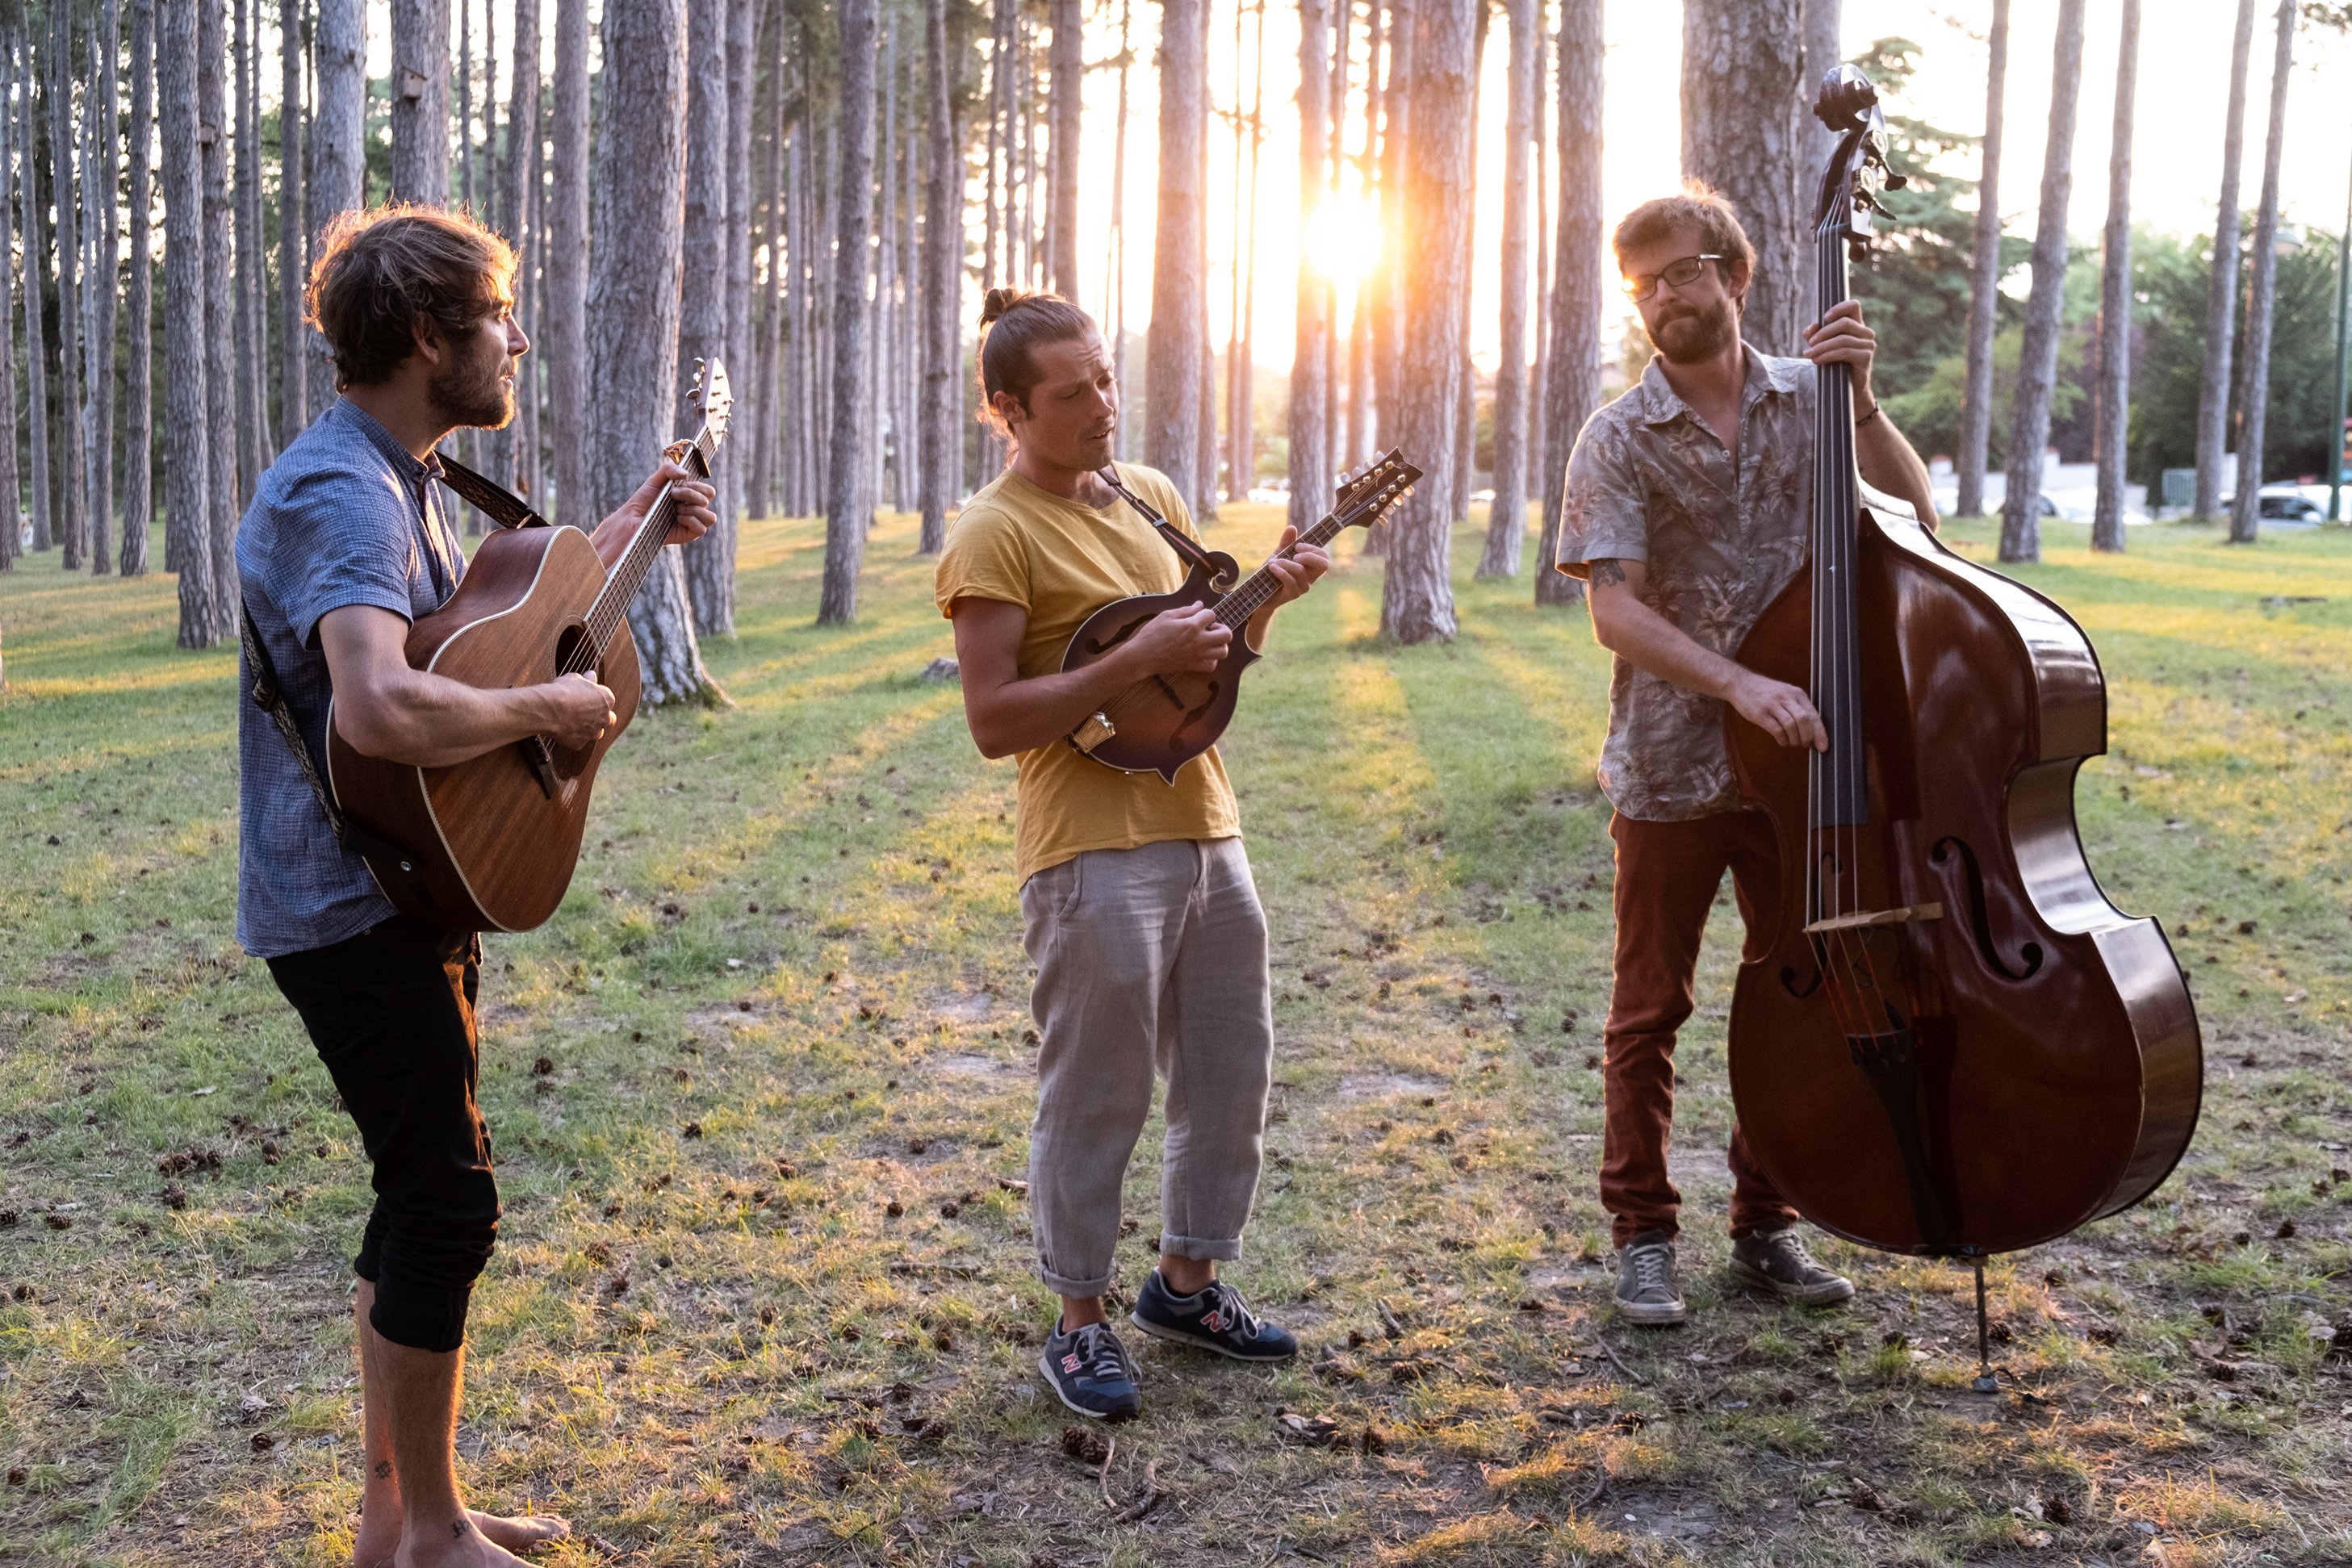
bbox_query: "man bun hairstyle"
[975,287,1097,437]
[1612,182,1756,296]
[308,203,517,388]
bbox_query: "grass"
[0,504,2348,1566]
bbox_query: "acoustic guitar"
[1061,450,1419,782]
[324,362,732,933]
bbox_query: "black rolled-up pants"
[267,914,500,1353]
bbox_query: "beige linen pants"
[1019,837,1274,1298]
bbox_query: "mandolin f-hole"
[1931,835,2043,981]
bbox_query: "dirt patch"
[926,1053,1020,1081]
[1339,1072,1448,1100]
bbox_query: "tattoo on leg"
[1589,558,1629,589]
[374,1461,393,1479]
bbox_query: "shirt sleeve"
[1552,414,1652,581]
[277,466,428,648]
[934,503,1032,619]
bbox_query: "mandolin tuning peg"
[1885,173,1908,191]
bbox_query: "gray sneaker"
[1613,1229,1686,1325]
[1731,1224,1855,1306]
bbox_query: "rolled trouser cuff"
[1159,1233,1242,1263]
[368,1274,475,1353]
[1036,1261,1115,1298]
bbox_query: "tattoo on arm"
[454,1520,471,1538]
[1588,558,1629,589]
[374,1461,392,1479]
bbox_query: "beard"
[429,334,517,430]
[1651,295,1739,366]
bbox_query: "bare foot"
[390,1517,558,1568]
[357,1511,569,1567]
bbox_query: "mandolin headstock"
[1332,449,1423,533]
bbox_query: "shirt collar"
[334,396,441,486]
[1634,343,1805,428]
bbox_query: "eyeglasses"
[1621,254,1725,303]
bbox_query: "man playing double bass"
[1554,187,1940,1326]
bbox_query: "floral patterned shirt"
[1553,346,1815,822]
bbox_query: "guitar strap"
[236,449,548,876]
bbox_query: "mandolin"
[1720,71,2199,1321]
[1061,450,1420,782]
[324,362,733,934]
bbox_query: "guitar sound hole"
[553,622,590,679]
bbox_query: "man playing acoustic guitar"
[236,206,714,1566]
[1555,188,1938,1327]
[935,289,1328,1420]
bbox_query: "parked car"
[1245,483,1289,506]
[2216,486,2325,525]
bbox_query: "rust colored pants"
[1601,809,1799,1246]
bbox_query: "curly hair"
[1611,182,1756,292]
[973,287,1098,438]
[306,204,516,388]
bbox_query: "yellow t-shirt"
[934,463,1241,884]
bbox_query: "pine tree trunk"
[1535,0,1597,608]
[1955,0,2007,519]
[1480,0,1535,577]
[1376,0,1475,644]
[1525,5,1548,530]
[90,0,123,575]
[455,0,474,218]
[1108,0,1130,462]
[1448,1,1486,529]
[593,0,722,703]
[2227,0,2294,546]
[679,0,734,633]
[162,0,216,644]
[51,5,90,572]
[126,0,157,575]
[2090,0,2138,554]
[818,0,877,623]
[203,0,241,633]
[520,92,546,504]
[390,0,450,206]
[1680,0,1805,357]
[1371,0,1408,466]
[233,0,269,506]
[18,31,52,558]
[546,0,591,526]
[1288,0,1331,535]
[1800,0,1841,172]
[1996,0,2085,565]
[1323,0,1347,476]
[2193,0,2257,521]
[1197,316,1219,519]
[309,0,365,413]
[751,65,784,521]
[1046,0,1080,299]
[1146,0,1206,515]
[502,0,541,491]
[919,0,956,552]
[723,0,756,518]
[872,13,897,517]
[278,0,307,443]
[0,47,19,572]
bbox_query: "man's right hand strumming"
[1115,604,1232,676]
[541,671,619,751]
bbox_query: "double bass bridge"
[1804,901,1942,935]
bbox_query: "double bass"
[1722,69,2201,1339]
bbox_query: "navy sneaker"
[1129,1271,1299,1361]
[1038,1318,1143,1421]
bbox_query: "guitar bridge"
[1069,712,1117,755]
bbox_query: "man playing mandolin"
[935,289,1327,1420]
[236,206,714,1566]
[1555,187,1939,1327]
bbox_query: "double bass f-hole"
[1930,835,2044,981]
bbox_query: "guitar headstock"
[1333,449,1422,532]
[690,358,734,457]
[1810,65,1902,256]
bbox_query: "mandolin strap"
[1094,466,1234,586]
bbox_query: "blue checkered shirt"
[235,398,468,958]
